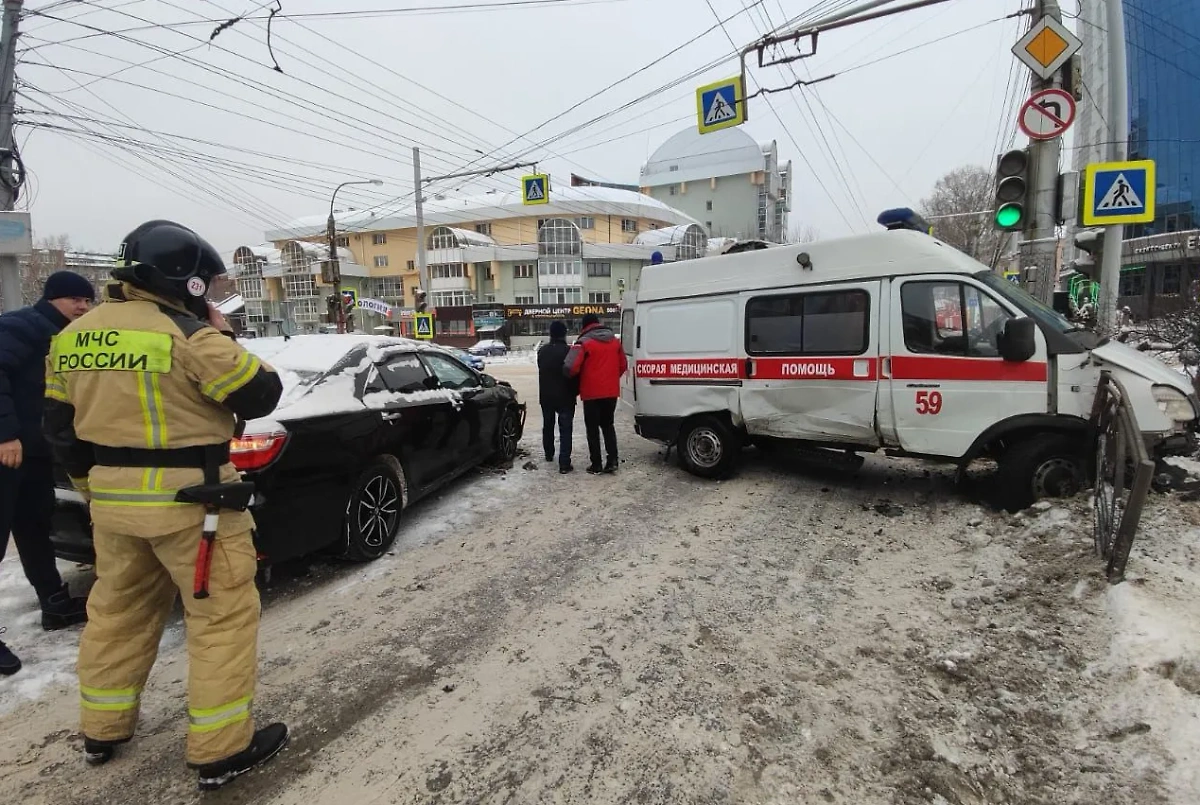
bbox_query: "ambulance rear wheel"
[679,416,737,479]
[996,435,1086,512]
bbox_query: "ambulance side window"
[745,290,869,355]
[901,282,1011,358]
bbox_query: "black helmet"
[113,220,226,304]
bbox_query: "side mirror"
[480,373,497,388]
[998,317,1037,363]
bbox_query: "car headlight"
[1152,385,1197,422]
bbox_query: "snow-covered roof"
[434,226,496,247]
[640,126,766,187]
[264,184,698,241]
[634,224,703,247]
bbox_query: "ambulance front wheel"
[678,416,738,480]
[995,435,1087,513]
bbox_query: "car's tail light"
[230,430,288,471]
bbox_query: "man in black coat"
[0,271,95,676]
[537,321,578,474]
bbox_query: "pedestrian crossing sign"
[1082,159,1155,226]
[696,76,746,134]
[522,174,549,206]
[414,313,434,340]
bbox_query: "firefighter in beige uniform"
[43,220,288,791]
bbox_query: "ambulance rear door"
[739,281,881,445]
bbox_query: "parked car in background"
[50,335,525,566]
[441,345,485,372]
[469,338,508,357]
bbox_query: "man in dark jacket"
[537,321,577,474]
[564,313,628,474]
[0,271,95,676]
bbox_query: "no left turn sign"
[1018,88,1076,141]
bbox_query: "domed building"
[639,126,792,244]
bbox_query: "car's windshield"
[974,270,1076,334]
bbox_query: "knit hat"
[42,271,95,302]
[549,320,567,340]
[581,313,600,328]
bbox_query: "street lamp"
[327,178,383,333]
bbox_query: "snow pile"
[1095,494,1200,803]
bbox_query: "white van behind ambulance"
[621,225,1198,511]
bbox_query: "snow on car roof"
[242,333,430,374]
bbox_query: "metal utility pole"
[327,178,382,333]
[412,146,428,314]
[0,0,23,313]
[1021,0,1065,305]
[1097,0,1128,333]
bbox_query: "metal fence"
[1089,371,1156,582]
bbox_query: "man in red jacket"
[564,313,628,474]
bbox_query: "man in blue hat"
[0,270,95,676]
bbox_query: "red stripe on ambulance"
[750,357,878,381]
[890,356,1047,382]
[636,359,742,379]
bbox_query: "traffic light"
[993,148,1031,231]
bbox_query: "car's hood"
[1091,340,1193,394]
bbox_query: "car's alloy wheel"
[342,457,405,562]
[497,408,520,461]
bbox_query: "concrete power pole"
[1022,0,1065,305]
[0,0,23,313]
[412,146,428,315]
[1097,0,1128,333]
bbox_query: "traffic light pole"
[1096,0,1128,334]
[1021,0,1065,305]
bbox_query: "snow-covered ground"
[3,362,1200,803]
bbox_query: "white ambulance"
[620,221,1198,511]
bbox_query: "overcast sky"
[17,0,1040,256]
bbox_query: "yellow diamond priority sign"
[1012,15,1081,80]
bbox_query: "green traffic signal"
[995,203,1023,228]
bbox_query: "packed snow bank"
[1096,496,1200,803]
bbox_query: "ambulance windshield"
[974,270,1075,335]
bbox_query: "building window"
[431,290,473,307]
[473,261,492,280]
[539,287,583,304]
[577,216,595,230]
[621,219,637,233]
[407,260,415,270]
[335,236,349,248]
[1119,269,1145,297]
[428,226,458,250]
[899,282,1009,358]
[373,276,404,301]
[430,263,465,279]
[514,294,535,304]
[589,291,611,303]
[372,233,387,245]
[747,289,872,356]
[706,200,713,211]
[474,222,492,236]
[1162,264,1182,295]
[514,264,535,279]
[586,261,611,277]
[374,255,389,268]
[538,260,581,277]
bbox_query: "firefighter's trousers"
[78,516,261,765]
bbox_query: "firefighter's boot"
[41,583,89,631]
[192,722,289,791]
[84,735,130,766]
